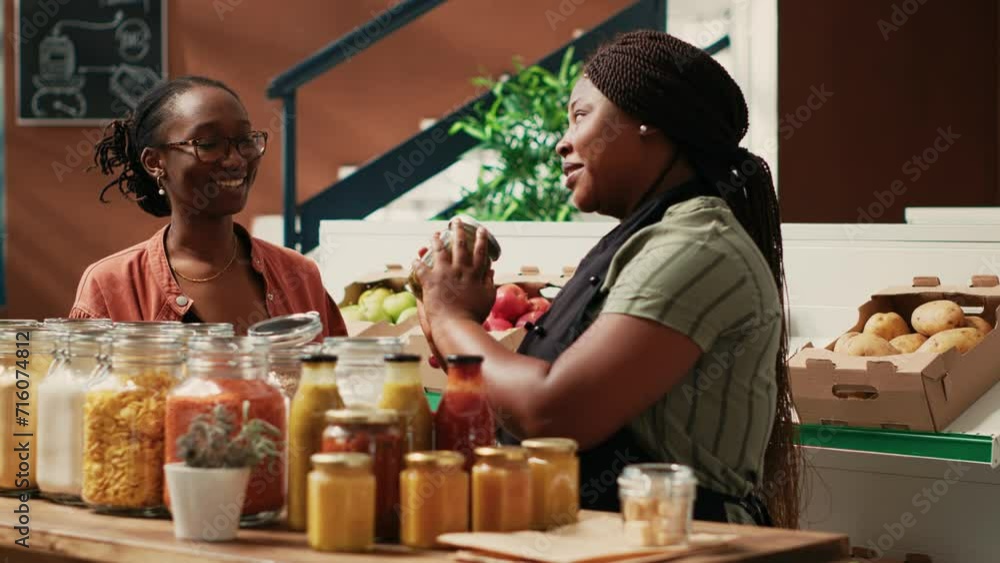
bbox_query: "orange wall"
[3,0,633,319]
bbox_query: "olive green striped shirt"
[585,196,782,524]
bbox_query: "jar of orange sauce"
[399,451,469,548]
[471,446,532,532]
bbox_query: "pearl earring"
[156,175,166,196]
[639,124,649,135]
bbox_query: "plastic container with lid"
[0,322,57,496]
[407,215,502,299]
[400,450,469,548]
[163,336,286,525]
[471,446,533,532]
[322,337,404,406]
[377,354,432,453]
[37,328,111,504]
[523,438,579,530]
[322,408,403,541]
[618,463,697,547]
[308,452,375,552]
[249,312,323,399]
[82,332,186,516]
[435,355,495,471]
[287,354,344,531]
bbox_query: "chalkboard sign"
[15,0,166,125]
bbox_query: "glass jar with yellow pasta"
[82,332,185,516]
[400,450,469,548]
[0,322,54,497]
[472,446,533,532]
[523,438,579,530]
[308,452,375,552]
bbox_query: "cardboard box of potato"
[789,275,1000,432]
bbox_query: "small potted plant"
[165,401,281,542]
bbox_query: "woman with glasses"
[69,75,347,337]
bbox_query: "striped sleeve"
[601,241,747,352]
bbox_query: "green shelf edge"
[423,391,993,464]
[797,424,994,464]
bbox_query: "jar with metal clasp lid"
[249,312,323,400]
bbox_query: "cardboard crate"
[339,264,420,337]
[789,276,1000,432]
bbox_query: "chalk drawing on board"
[115,18,152,62]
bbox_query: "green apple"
[394,306,418,325]
[340,305,365,322]
[383,291,418,322]
[359,287,393,322]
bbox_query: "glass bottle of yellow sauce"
[287,354,345,532]
[471,446,533,532]
[377,354,432,453]
[399,451,469,548]
[522,438,580,530]
[307,452,375,552]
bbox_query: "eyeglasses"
[157,131,268,163]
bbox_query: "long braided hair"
[91,76,240,217]
[585,31,800,528]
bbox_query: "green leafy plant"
[447,47,582,222]
[176,402,281,469]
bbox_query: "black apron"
[502,178,773,526]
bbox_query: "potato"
[911,300,965,336]
[863,312,911,341]
[833,332,860,352]
[844,333,899,357]
[889,333,928,353]
[964,316,993,335]
[917,327,985,355]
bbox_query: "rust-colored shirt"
[69,224,347,338]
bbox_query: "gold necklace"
[172,236,239,283]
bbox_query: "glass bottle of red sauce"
[321,408,403,542]
[434,355,495,471]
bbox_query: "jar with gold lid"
[308,452,375,552]
[472,446,533,532]
[523,438,579,530]
[400,450,469,548]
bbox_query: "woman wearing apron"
[411,31,799,527]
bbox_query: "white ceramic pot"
[164,463,250,542]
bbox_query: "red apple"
[483,315,514,332]
[516,309,545,328]
[492,284,531,322]
[528,297,551,314]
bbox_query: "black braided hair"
[91,76,241,217]
[585,31,800,528]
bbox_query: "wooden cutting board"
[438,515,737,563]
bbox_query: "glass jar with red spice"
[164,336,287,526]
[321,408,403,542]
[434,355,495,471]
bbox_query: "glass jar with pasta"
[0,323,56,496]
[82,332,185,516]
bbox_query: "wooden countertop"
[0,497,848,563]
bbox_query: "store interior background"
[1,0,997,319]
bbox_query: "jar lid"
[324,407,399,425]
[43,318,113,331]
[183,323,235,337]
[187,336,270,366]
[302,353,338,364]
[450,215,502,261]
[618,463,697,497]
[248,312,322,348]
[405,451,465,469]
[311,452,371,470]
[0,320,41,328]
[111,321,185,332]
[384,353,421,363]
[522,437,579,454]
[475,446,528,463]
[323,336,405,356]
[446,354,484,365]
